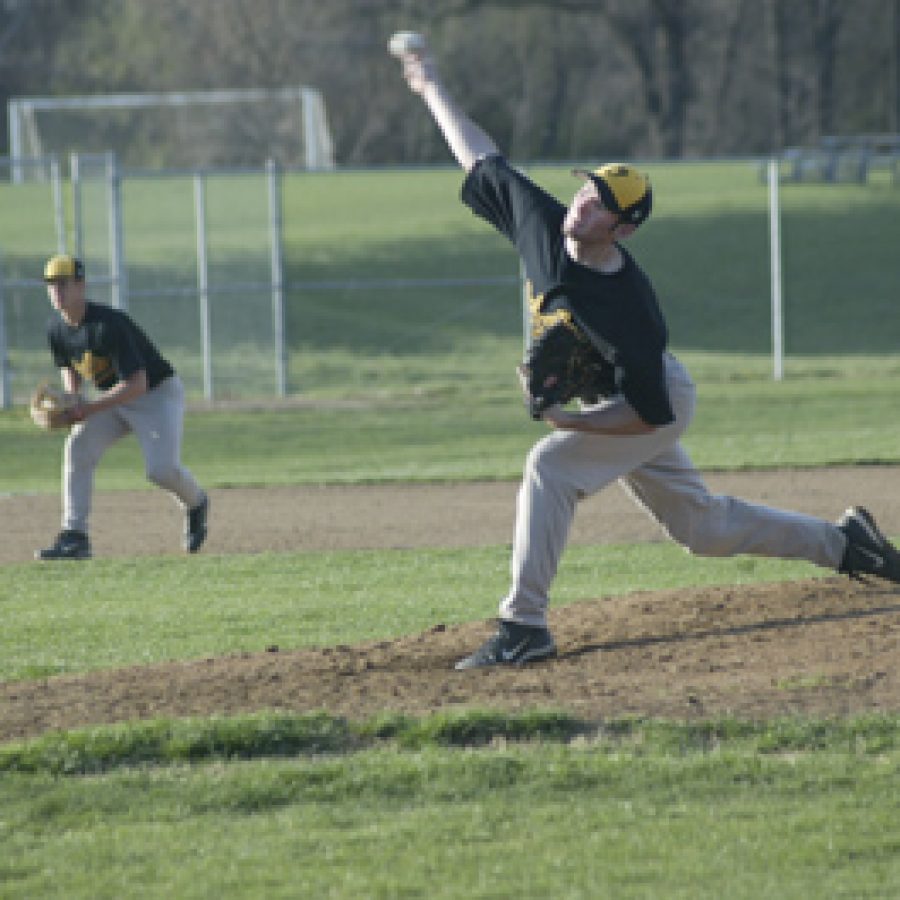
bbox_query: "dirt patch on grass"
[2,465,899,741]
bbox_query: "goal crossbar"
[7,86,334,178]
[10,87,314,112]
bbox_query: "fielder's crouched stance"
[35,254,209,560]
[395,35,900,671]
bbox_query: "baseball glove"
[29,383,81,430]
[521,316,616,420]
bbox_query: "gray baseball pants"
[501,354,848,628]
[62,375,204,534]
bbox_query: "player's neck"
[565,236,623,274]
[60,296,87,327]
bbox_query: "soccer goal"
[7,86,334,180]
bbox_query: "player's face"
[45,278,84,318]
[562,180,619,242]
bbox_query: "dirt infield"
[2,465,899,741]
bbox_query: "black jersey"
[461,155,674,426]
[47,301,175,391]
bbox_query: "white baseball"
[388,31,426,58]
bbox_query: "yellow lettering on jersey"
[72,351,114,384]
[527,279,576,339]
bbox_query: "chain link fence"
[1,156,896,409]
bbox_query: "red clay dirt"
[2,465,899,742]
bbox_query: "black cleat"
[36,529,91,561]
[185,494,209,553]
[455,619,557,671]
[837,506,900,584]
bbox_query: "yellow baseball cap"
[572,163,653,227]
[43,254,85,282]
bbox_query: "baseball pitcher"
[394,35,900,670]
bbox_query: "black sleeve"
[619,352,675,426]
[460,155,564,245]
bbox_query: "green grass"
[1,715,899,898]
[1,349,898,493]
[5,709,900,775]
[0,541,832,683]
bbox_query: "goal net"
[7,87,334,178]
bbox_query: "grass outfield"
[1,350,898,492]
[3,162,898,400]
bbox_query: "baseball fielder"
[395,36,900,670]
[36,254,209,560]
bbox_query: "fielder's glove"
[29,383,82,430]
[521,319,616,420]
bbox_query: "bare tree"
[807,0,845,137]
[2,0,894,165]
[0,0,31,57]
[422,0,698,157]
[769,0,792,149]
[895,0,900,131]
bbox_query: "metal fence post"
[8,100,23,183]
[0,254,9,409]
[106,151,126,309]
[70,153,83,259]
[194,172,213,401]
[267,159,287,397]
[50,155,66,254]
[768,157,784,382]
